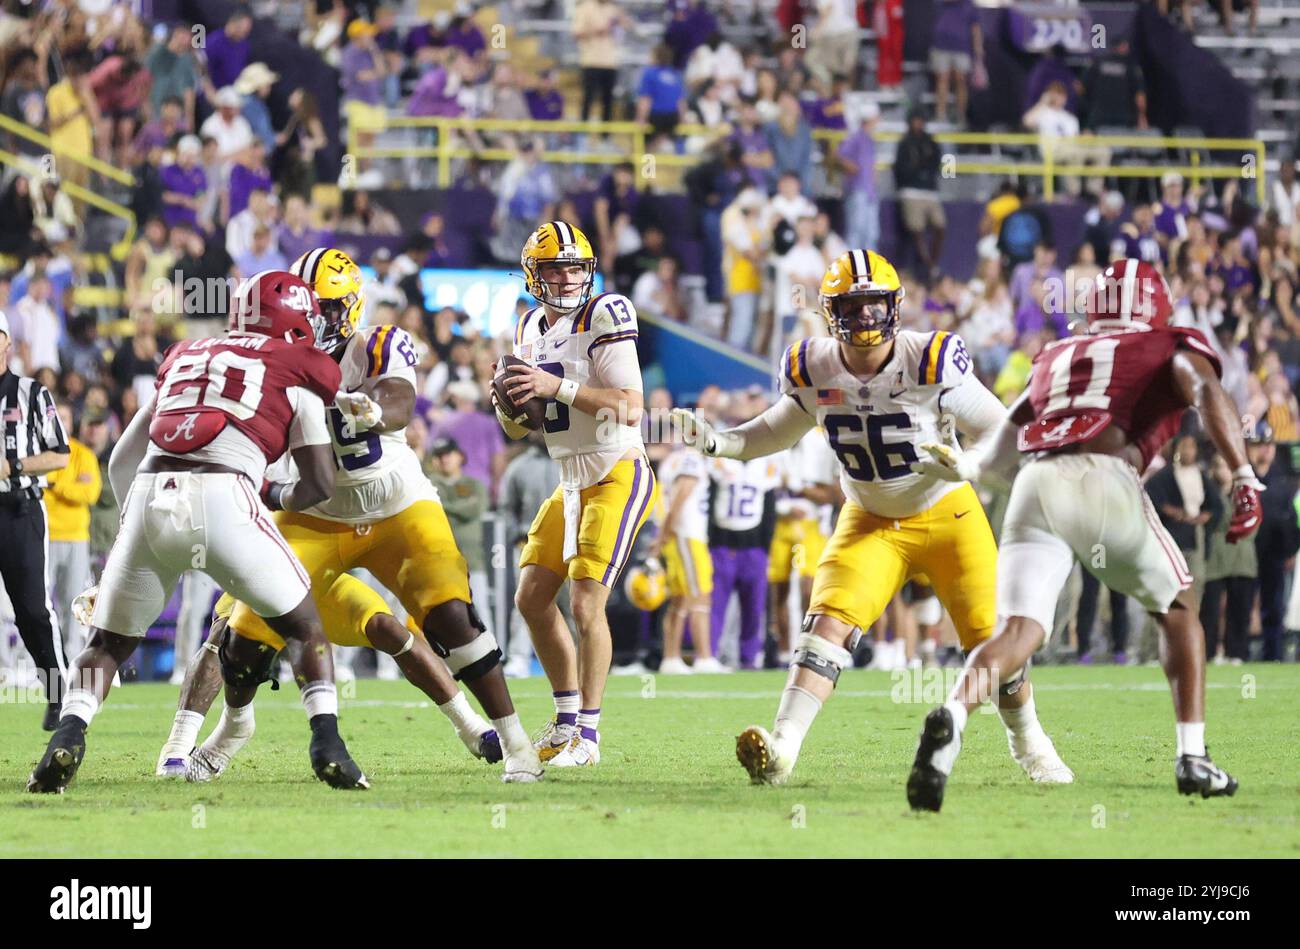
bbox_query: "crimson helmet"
[227,270,326,346]
[1086,258,1173,331]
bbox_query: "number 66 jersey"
[780,330,1004,520]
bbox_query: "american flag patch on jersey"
[519,344,533,360]
[816,389,842,405]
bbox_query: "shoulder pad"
[779,337,833,394]
[514,306,543,348]
[365,325,417,378]
[577,292,638,334]
[915,330,972,388]
[1168,326,1223,378]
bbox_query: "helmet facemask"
[315,290,362,354]
[827,290,901,347]
[529,257,596,314]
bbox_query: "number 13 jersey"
[779,330,1004,519]
[308,324,440,523]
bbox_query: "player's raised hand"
[334,390,383,433]
[72,585,98,628]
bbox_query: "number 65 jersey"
[779,330,1005,519]
[307,324,440,523]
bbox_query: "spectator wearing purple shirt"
[445,13,487,61]
[836,102,880,251]
[1023,44,1081,115]
[1118,204,1164,266]
[277,193,331,264]
[434,380,504,492]
[665,1,718,69]
[407,60,463,117]
[1008,241,1063,314]
[228,142,273,219]
[203,9,252,92]
[804,79,850,131]
[1153,173,1196,244]
[526,70,565,121]
[342,19,390,181]
[133,96,186,157]
[1015,282,1069,339]
[159,135,207,231]
[733,99,775,192]
[930,0,984,125]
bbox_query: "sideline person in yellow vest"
[44,402,101,659]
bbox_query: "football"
[492,354,547,430]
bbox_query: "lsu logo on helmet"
[291,247,365,354]
[820,249,905,347]
[624,558,667,612]
[521,221,597,314]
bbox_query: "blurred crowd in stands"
[1,0,1299,667]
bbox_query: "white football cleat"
[735,725,794,786]
[1009,731,1075,784]
[503,656,533,678]
[691,656,732,674]
[658,657,692,675]
[533,718,578,763]
[548,734,600,767]
[501,745,544,783]
[185,745,234,783]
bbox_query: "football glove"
[334,390,383,435]
[1226,466,1265,544]
[910,415,980,483]
[72,585,98,628]
[670,408,740,457]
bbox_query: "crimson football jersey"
[1019,325,1222,470]
[149,335,342,463]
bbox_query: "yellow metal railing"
[348,114,1267,204]
[0,146,136,259]
[0,113,136,186]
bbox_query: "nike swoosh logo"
[954,511,970,519]
[889,388,907,399]
[554,339,568,347]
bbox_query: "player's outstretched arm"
[1172,350,1264,542]
[671,395,814,460]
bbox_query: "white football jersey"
[513,292,645,490]
[710,455,785,532]
[779,330,994,519]
[306,324,439,523]
[657,448,710,542]
[783,428,838,534]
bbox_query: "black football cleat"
[41,702,61,732]
[27,719,87,793]
[1176,750,1238,799]
[309,715,370,790]
[479,729,503,764]
[907,707,960,813]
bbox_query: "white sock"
[771,684,822,756]
[437,691,483,734]
[204,702,255,753]
[552,689,579,720]
[576,706,601,738]
[61,688,99,727]
[1176,722,1205,757]
[162,710,205,757]
[998,691,1045,741]
[301,681,337,719]
[491,713,532,755]
[943,699,969,734]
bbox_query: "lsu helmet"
[290,247,365,354]
[521,221,596,314]
[227,270,325,347]
[624,557,667,612]
[1086,258,1173,331]
[819,249,905,347]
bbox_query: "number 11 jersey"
[779,330,1001,519]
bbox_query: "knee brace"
[217,626,279,690]
[441,630,502,682]
[792,622,855,686]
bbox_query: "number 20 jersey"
[1023,325,1221,472]
[306,324,439,523]
[779,330,984,519]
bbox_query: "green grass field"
[2,664,1297,858]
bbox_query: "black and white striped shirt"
[0,369,69,494]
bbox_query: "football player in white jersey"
[673,249,1071,787]
[649,445,727,674]
[495,221,659,767]
[174,249,542,784]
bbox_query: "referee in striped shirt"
[0,310,71,730]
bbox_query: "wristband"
[556,378,580,406]
[264,482,288,511]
